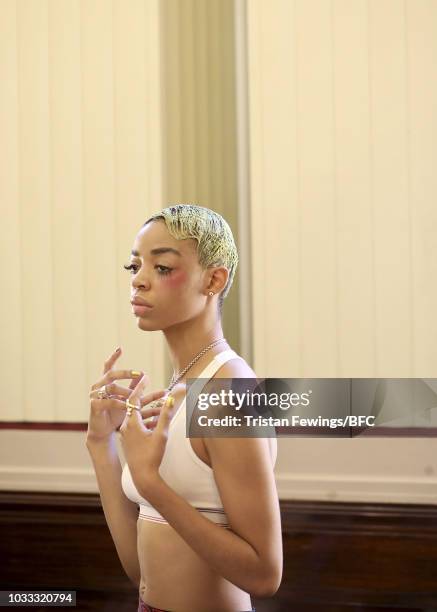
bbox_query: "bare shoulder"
[213,355,257,379]
[206,354,277,462]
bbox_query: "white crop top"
[121,349,277,527]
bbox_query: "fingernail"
[131,370,141,377]
[115,347,121,353]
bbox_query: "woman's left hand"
[119,373,178,491]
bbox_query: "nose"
[132,268,152,291]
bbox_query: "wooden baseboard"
[1,492,436,609]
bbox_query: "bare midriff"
[137,516,252,611]
[137,354,253,611]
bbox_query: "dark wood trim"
[1,492,436,608]
[0,421,88,431]
[0,422,88,431]
[276,425,437,436]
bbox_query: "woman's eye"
[155,265,172,276]
[123,263,172,276]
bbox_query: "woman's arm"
[86,434,141,588]
[137,434,282,598]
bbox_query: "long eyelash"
[123,263,172,276]
[123,263,137,273]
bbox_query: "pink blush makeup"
[164,269,187,287]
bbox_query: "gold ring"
[126,399,141,411]
[97,385,109,399]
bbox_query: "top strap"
[181,349,244,417]
[198,349,242,377]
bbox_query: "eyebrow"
[131,247,182,257]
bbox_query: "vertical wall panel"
[49,0,86,421]
[113,0,164,387]
[162,1,182,196]
[369,0,411,376]
[208,0,223,209]
[80,0,119,405]
[333,0,375,377]
[194,0,210,202]
[221,0,239,308]
[0,1,22,419]
[247,0,300,377]
[407,0,437,377]
[296,0,338,376]
[144,0,165,383]
[17,0,55,419]
[160,0,241,353]
[144,0,163,213]
[179,0,196,196]
[246,0,266,372]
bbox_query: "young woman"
[86,205,282,612]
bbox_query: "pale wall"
[0,0,436,504]
[244,0,437,503]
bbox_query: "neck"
[163,311,228,375]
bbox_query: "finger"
[127,370,148,390]
[110,392,161,404]
[90,381,128,399]
[102,347,122,375]
[140,389,167,407]
[143,416,159,430]
[105,370,149,382]
[124,389,150,429]
[97,381,143,399]
[92,350,123,388]
[90,396,129,412]
[89,382,122,399]
[91,378,159,399]
[127,373,149,405]
[128,377,141,391]
[137,403,163,429]
[114,388,166,405]
[140,405,163,419]
[154,395,176,437]
[124,375,152,423]
[90,386,166,408]
[92,370,140,393]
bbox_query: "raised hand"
[119,374,179,490]
[87,347,166,443]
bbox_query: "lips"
[132,304,152,316]
[131,297,153,307]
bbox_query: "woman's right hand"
[87,347,167,444]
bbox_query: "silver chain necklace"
[167,337,227,392]
[144,337,227,414]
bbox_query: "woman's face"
[127,220,208,331]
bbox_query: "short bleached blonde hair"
[143,204,239,311]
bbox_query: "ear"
[205,266,229,295]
